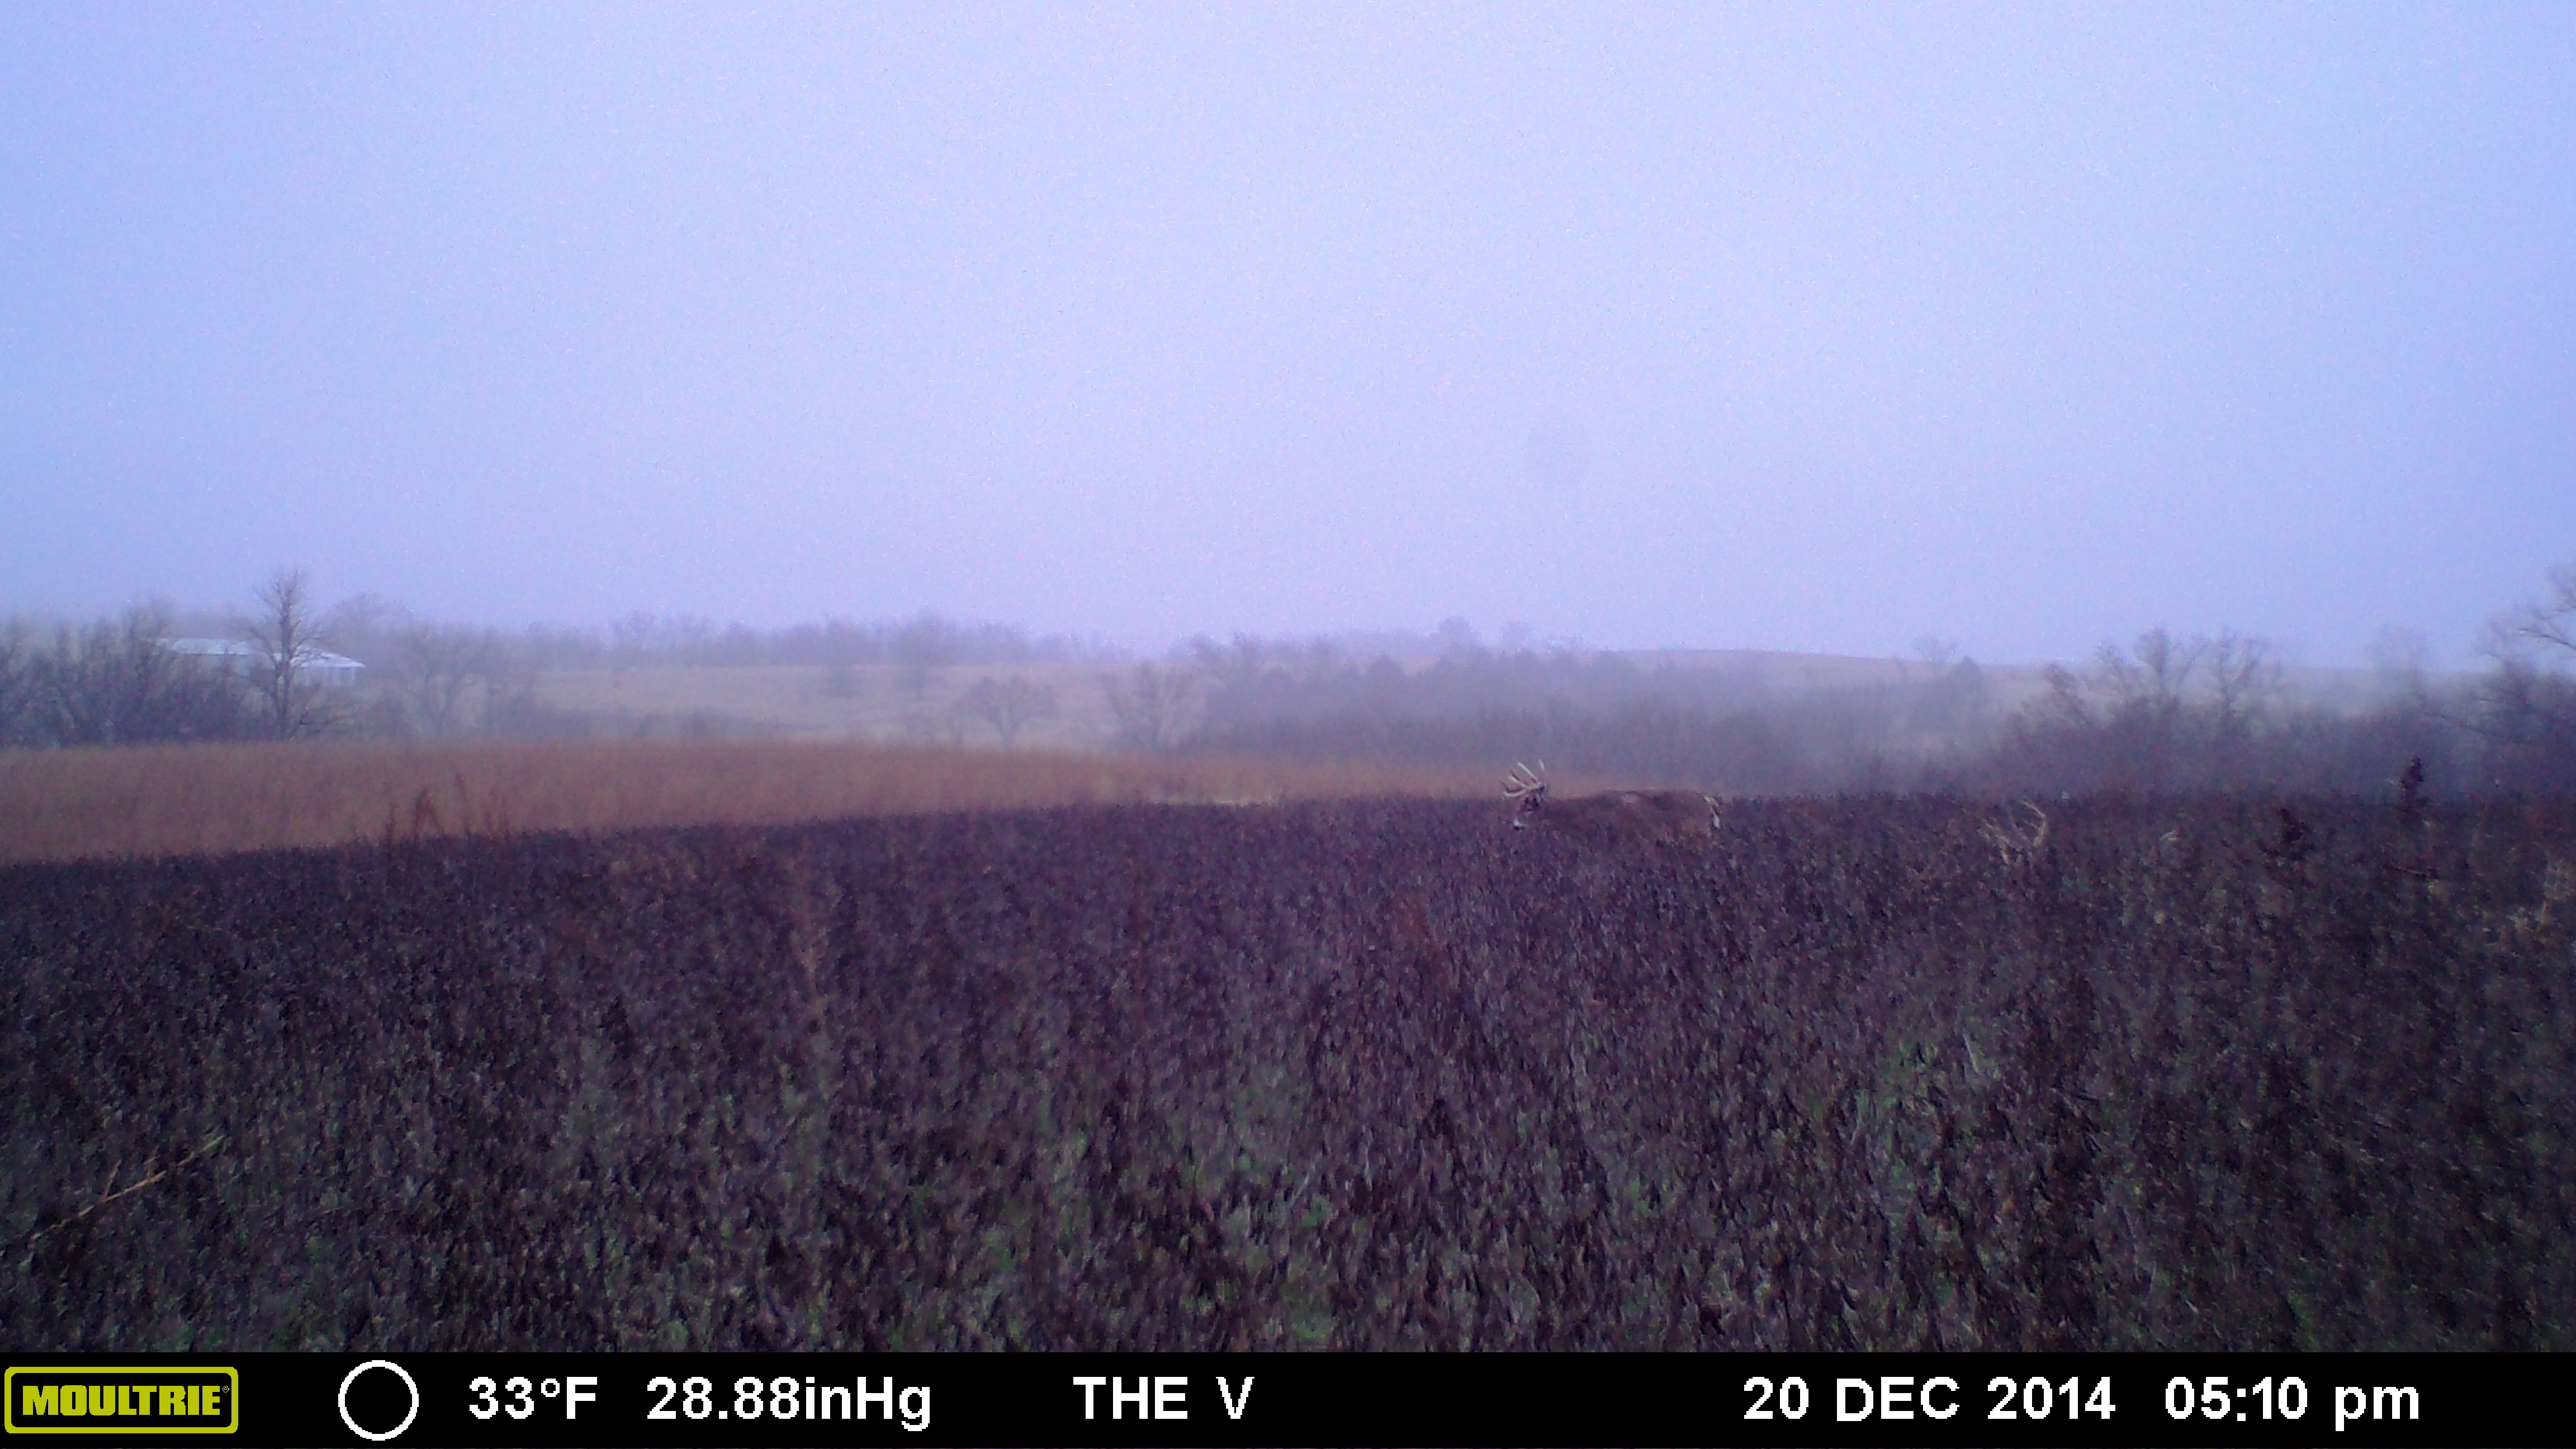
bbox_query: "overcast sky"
[6,3,2572,664]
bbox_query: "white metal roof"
[165,638,261,657]
[164,638,365,671]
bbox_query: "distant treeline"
[1172,632,1986,792]
[1153,571,2576,798]
[1158,623,2574,797]
[8,573,2573,797]
[0,603,1125,749]
[319,603,1124,674]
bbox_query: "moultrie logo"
[4,1367,239,1434]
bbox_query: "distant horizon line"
[3,594,2475,680]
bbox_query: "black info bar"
[0,1353,2527,1447]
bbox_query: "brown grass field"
[0,739,1519,864]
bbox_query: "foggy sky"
[6,3,2573,665]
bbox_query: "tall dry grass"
[0,738,1507,864]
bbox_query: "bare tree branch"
[2205,631,2282,741]
[248,567,342,739]
[1104,662,1198,754]
[959,675,1058,746]
[2498,564,2576,661]
[397,624,500,738]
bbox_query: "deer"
[1502,761,1721,844]
[1979,799,2050,869]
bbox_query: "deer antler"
[1980,799,2049,866]
[1502,760,1547,801]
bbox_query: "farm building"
[164,638,367,685]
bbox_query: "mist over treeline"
[323,600,1129,673]
[0,596,1122,747]
[4,570,2572,798]
[1163,617,2570,797]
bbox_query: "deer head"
[1502,760,1549,828]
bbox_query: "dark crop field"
[4,795,2571,1350]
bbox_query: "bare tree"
[2001,628,2219,793]
[248,567,338,739]
[2204,631,2282,745]
[2032,662,2095,731]
[2097,627,2203,718]
[609,610,660,670]
[2473,657,2576,792]
[2496,565,2576,662]
[397,623,500,738]
[26,605,250,746]
[892,611,960,699]
[818,618,867,699]
[1104,662,1198,754]
[2474,564,2576,791]
[958,675,1058,746]
[1186,633,1268,694]
[0,619,33,746]
[2096,627,2205,788]
[1433,615,1480,656]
